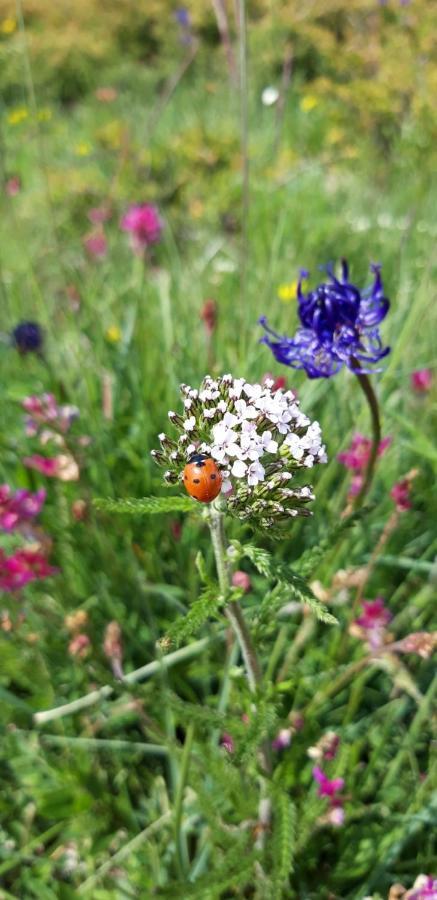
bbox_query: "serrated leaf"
[166,587,223,646]
[271,789,296,899]
[93,496,197,515]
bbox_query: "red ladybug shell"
[183,454,222,503]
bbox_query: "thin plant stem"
[174,722,195,876]
[33,636,217,726]
[207,505,262,693]
[351,359,382,506]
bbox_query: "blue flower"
[12,321,43,354]
[259,261,390,378]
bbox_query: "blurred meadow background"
[0,0,436,897]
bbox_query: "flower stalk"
[351,359,381,505]
[207,503,262,694]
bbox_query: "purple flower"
[259,261,390,378]
[0,485,46,532]
[12,321,43,354]
[121,204,163,254]
[312,766,344,798]
[406,876,437,899]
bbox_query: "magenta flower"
[312,766,344,798]
[406,875,437,899]
[83,231,107,259]
[0,547,56,593]
[353,598,392,649]
[5,175,21,196]
[121,204,163,253]
[338,433,391,471]
[411,369,432,393]
[0,485,46,532]
[390,478,412,511]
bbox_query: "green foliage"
[236,542,338,625]
[93,496,197,515]
[270,788,296,899]
[166,587,223,646]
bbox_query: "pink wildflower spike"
[121,203,163,253]
[411,369,432,393]
[405,875,437,899]
[390,479,412,511]
[312,765,344,798]
[24,456,61,477]
[353,597,392,649]
[338,433,391,472]
[0,486,46,531]
[5,176,21,196]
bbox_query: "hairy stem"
[351,360,381,505]
[208,506,262,693]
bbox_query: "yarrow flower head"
[152,375,327,529]
[121,204,163,254]
[259,260,390,378]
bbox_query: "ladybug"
[183,453,222,503]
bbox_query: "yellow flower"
[37,108,52,122]
[106,325,121,343]
[74,141,92,157]
[7,107,28,125]
[277,281,298,303]
[326,127,344,145]
[1,17,16,35]
[300,95,319,113]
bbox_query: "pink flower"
[121,204,163,253]
[390,478,412,511]
[68,633,91,658]
[406,875,437,899]
[23,394,79,435]
[411,369,432,393]
[0,485,46,532]
[24,454,80,482]
[87,205,111,225]
[232,570,251,593]
[312,766,344,798]
[272,728,292,751]
[83,230,107,259]
[393,632,437,659]
[0,547,57,593]
[5,176,21,196]
[307,731,340,762]
[261,373,290,393]
[338,433,391,472]
[353,598,392,649]
[220,733,235,753]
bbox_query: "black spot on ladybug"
[210,473,217,480]
[193,478,200,484]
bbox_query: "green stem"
[174,722,195,877]
[351,360,381,506]
[208,505,262,693]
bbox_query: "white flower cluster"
[153,375,327,527]
[178,375,326,493]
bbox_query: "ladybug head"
[188,452,209,465]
